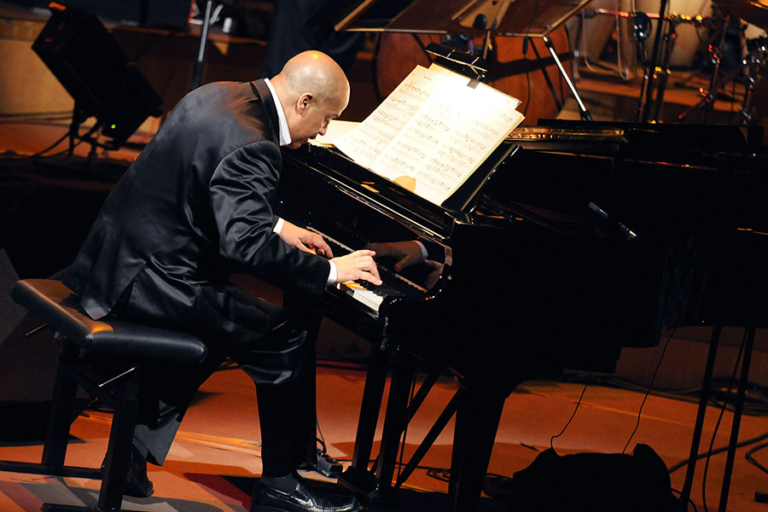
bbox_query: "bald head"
[272,51,349,106]
[270,51,350,148]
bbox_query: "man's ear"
[297,92,314,114]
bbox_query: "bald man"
[64,51,372,512]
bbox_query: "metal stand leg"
[738,38,767,125]
[679,324,756,512]
[639,0,669,122]
[718,325,756,512]
[676,15,730,123]
[680,325,722,508]
[542,36,592,121]
[190,0,214,91]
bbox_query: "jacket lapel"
[251,79,280,146]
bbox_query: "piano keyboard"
[307,227,429,314]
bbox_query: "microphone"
[588,202,638,241]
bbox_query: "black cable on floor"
[745,439,768,476]
[667,430,768,474]
[0,131,70,161]
[622,328,676,454]
[550,373,591,451]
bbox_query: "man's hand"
[332,250,382,286]
[422,260,444,290]
[365,241,424,272]
[278,221,333,257]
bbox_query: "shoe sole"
[251,505,360,512]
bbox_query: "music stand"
[315,0,594,120]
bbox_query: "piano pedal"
[312,451,344,478]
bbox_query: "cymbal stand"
[676,13,731,123]
[648,17,679,123]
[738,37,767,125]
[585,8,660,121]
[639,0,669,122]
[638,16,680,122]
[635,12,714,122]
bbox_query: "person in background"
[260,0,364,79]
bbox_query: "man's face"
[289,92,348,149]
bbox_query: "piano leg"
[340,345,393,495]
[448,381,519,512]
[340,349,420,503]
[374,352,418,496]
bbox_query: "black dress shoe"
[251,476,360,512]
[101,446,154,498]
[123,448,154,498]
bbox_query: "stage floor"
[2,361,768,511]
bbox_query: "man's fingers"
[359,261,382,285]
[350,250,381,285]
[393,253,420,272]
[364,242,388,256]
[310,236,333,258]
[333,250,382,285]
[296,243,316,255]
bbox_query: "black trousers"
[115,267,318,477]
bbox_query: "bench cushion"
[11,279,208,364]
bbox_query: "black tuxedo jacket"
[65,80,330,339]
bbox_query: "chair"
[0,279,208,512]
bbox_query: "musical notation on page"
[333,64,524,205]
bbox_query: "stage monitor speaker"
[32,3,163,149]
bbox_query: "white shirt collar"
[264,78,292,147]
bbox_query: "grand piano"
[272,120,767,511]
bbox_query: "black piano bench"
[0,279,208,512]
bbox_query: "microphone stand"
[190,0,214,91]
[639,0,669,122]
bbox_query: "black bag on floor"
[485,444,680,512]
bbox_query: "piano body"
[273,121,767,511]
[507,121,768,512]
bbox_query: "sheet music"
[334,65,449,168]
[334,64,524,205]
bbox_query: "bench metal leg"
[43,353,80,469]
[98,367,142,512]
[2,347,146,512]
